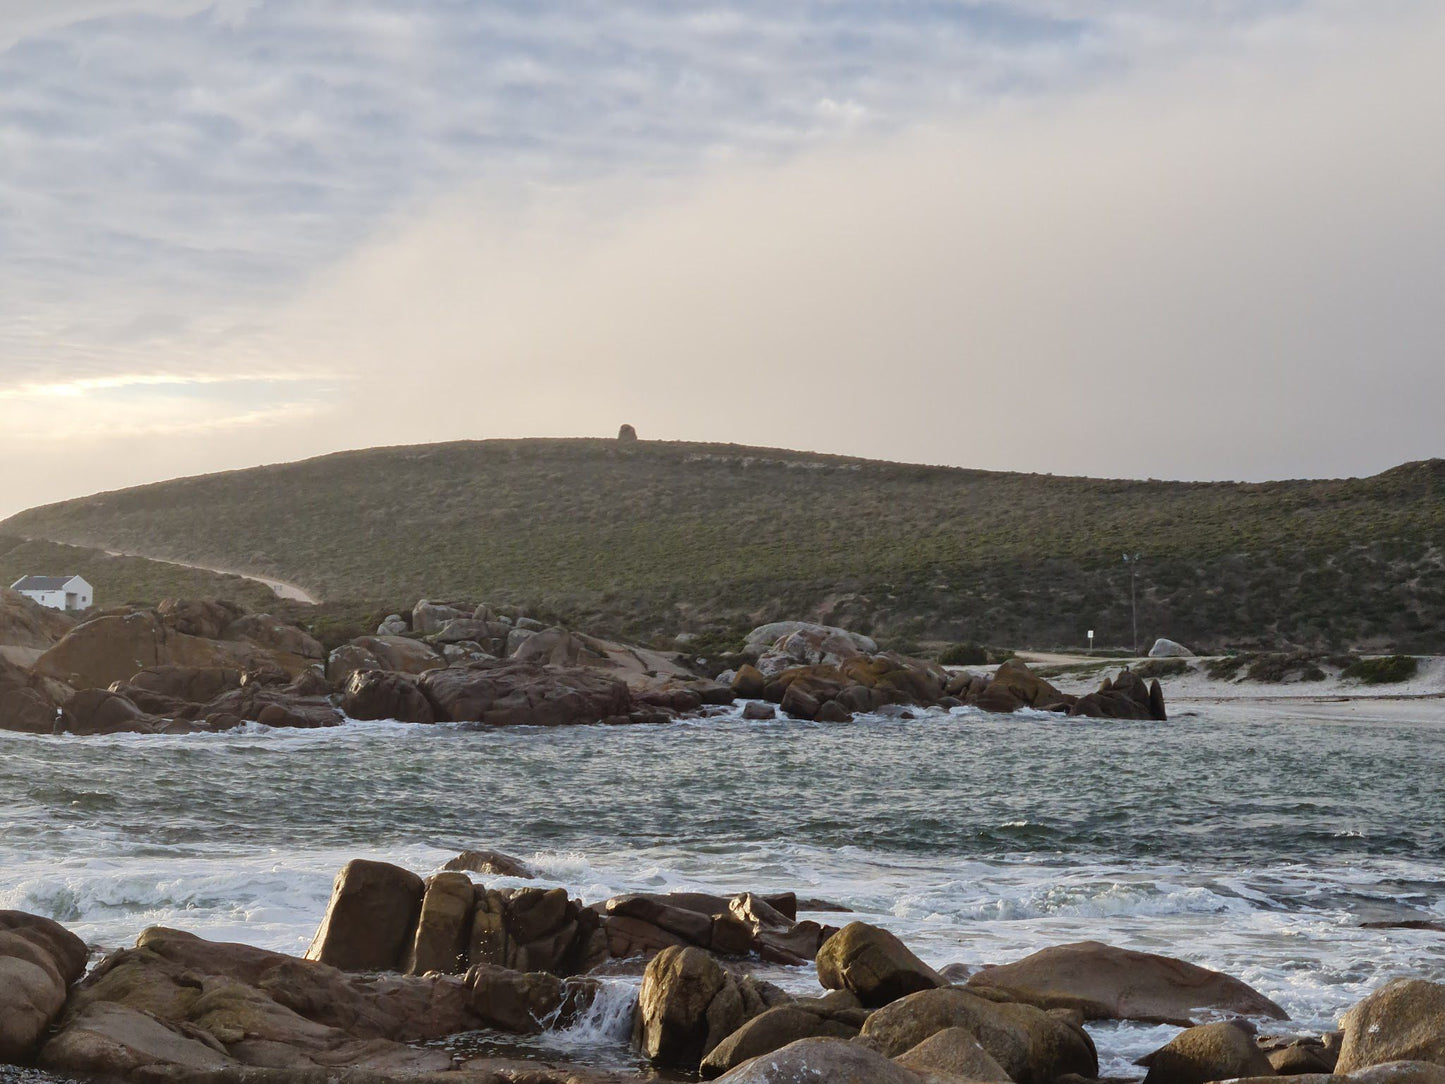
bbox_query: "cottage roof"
[10,575,80,591]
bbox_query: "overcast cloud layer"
[2,1,1441,516]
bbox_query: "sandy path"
[103,549,320,605]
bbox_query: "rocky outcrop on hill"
[33,601,322,691]
[0,588,73,655]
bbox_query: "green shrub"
[1134,658,1190,679]
[1205,655,1248,680]
[938,642,988,666]
[1342,655,1419,684]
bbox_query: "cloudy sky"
[2,1,1442,516]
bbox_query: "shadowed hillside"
[3,440,1442,652]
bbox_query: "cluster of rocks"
[307,858,842,985]
[5,857,1444,1084]
[722,624,1167,722]
[0,599,1168,736]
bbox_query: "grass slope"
[0,536,280,613]
[3,440,1442,651]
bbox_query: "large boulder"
[0,588,73,652]
[305,859,425,972]
[64,688,157,735]
[404,872,476,976]
[1150,638,1195,658]
[1070,669,1168,721]
[1137,1021,1277,1084]
[327,636,444,685]
[816,922,945,1007]
[1337,980,1445,1073]
[893,1026,1014,1082]
[413,600,469,635]
[442,849,536,879]
[633,946,782,1068]
[157,598,241,639]
[968,940,1287,1026]
[0,910,89,1063]
[342,670,435,724]
[860,986,1099,1083]
[420,659,634,726]
[713,1036,921,1083]
[0,654,62,733]
[34,609,303,691]
[749,623,879,676]
[700,1006,858,1078]
[33,925,559,1080]
[224,613,324,660]
[122,665,242,706]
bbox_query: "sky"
[2,0,1442,517]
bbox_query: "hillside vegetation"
[0,536,281,613]
[3,440,1442,652]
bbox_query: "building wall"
[19,589,67,610]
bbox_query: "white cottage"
[10,574,93,611]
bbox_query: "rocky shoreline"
[2,855,1442,1084]
[0,592,1166,737]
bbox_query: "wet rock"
[860,985,1099,1083]
[305,859,425,972]
[700,1006,858,1078]
[342,670,435,724]
[1337,979,1445,1073]
[442,849,536,879]
[892,1025,1014,1082]
[633,946,782,1068]
[732,665,767,699]
[967,940,1287,1026]
[742,701,776,720]
[713,1036,920,1083]
[816,922,946,1007]
[405,872,476,976]
[0,911,89,1063]
[64,688,157,735]
[0,655,61,733]
[1137,1021,1277,1084]
[420,659,633,727]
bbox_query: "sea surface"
[3,701,1444,1077]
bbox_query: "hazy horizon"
[4,1,1443,519]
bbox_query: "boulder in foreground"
[1337,979,1445,1073]
[0,910,89,1063]
[815,921,946,1007]
[713,1036,921,1083]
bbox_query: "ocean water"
[3,702,1443,1077]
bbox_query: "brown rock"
[816,921,946,1007]
[1337,979,1445,1073]
[713,1036,922,1083]
[732,665,767,699]
[633,946,780,1069]
[893,1025,1015,1082]
[1138,1021,1277,1084]
[442,849,536,879]
[420,659,633,727]
[0,911,89,1063]
[343,669,435,724]
[405,872,475,976]
[700,1006,858,1078]
[968,940,1287,1026]
[860,985,1099,1083]
[305,860,425,972]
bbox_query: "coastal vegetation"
[3,440,1442,652]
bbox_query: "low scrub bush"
[1342,655,1419,684]
[938,642,988,666]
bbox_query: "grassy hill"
[0,536,281,613]
[3,439,1442,652]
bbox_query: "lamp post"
[1122,553,1141,655]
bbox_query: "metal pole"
[1123,553,1141,655]
[1130,560,1138,655]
